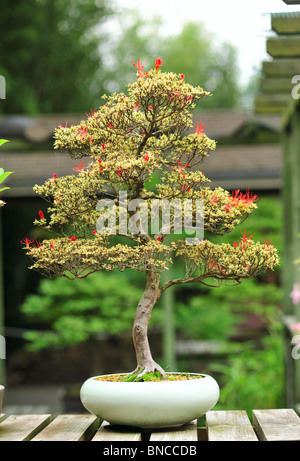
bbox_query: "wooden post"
[0,209,5,385]
[282,98,300,411]
[162,266,177,372]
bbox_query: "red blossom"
[58,122,68,129]
[148,105,153,110]
[263,237,273,250]
[52,173,57,179]
[231,189,259,207]
[92,230,97,236]
[195,119,206,136]
[155,58,163,71]
[86,108,96,118]
[170,159,190,180]
[68,235,77,242]
[181,184,191,192]
[210,194,220,204]
[241,228,255,243]
[38,210,44,220]
[133,102,141,111]
[77,126,88,140]
[133,58,147,73]
[73,160,85,173]
[224,204,232,213]
[144,153,149,162]
[117,167,123,177]
[157,236,161,242]
[21,237,34,247]
[180,73,185,80]
[133,58,148,78]
[98,158,103,172]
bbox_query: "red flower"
[170,159,190,180]
[231,189,259,206]
[133,58,147,72]
[233,241,238,248]
[210,194,220,204]
[157,236,161,242]
[52,173,57,179]
[180,73,185,80]
[68,235,77,242]
[98,158,103,172]
[224,204,232,213]
[108,122,113,129]
[144,153,149,162]
[58,122,68,129]
[116,167,123,177]
[241,228,255,243]
[101,143,106,149]
[73,160,85,172]
[195,119,206,137]
[21,237,34,247]
[148,105,153,110]
[263,237,273,251]
[92,230,97,236]
[133,102,141,112]
[86,108,96,118]
[38,210,44,220]
[155,58,163,71]
[77,126,88,140]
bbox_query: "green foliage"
[212,333,285,415]
[21,270,162,350]
[0,0,112,114]
[122,370,163,382]
[175,277,282,341]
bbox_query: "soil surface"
[94,373,204,382]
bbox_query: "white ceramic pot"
[0,385,4,415]
[80,373,219,428]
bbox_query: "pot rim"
[87,371,211,384]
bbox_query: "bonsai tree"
[22,58,279,381]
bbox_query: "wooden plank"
[0,414,51,441]
[206,410,258,441]
[254,93,290,114]
[253,409,300,441]
[150,420,198,442]
[260,77,293,94]
[92,420,142,441]
[267,37,300,58]
[32,414,99,441]
[262,59,300,77]
[272,14,300,35]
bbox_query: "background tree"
[102,12,241,109]
[22,59,278,380]
[0,0,112,114]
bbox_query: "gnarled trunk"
[130,270,166,380]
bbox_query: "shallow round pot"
[0,385,4,415]
[80,373,219,428]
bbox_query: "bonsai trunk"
[130,270,166,380]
